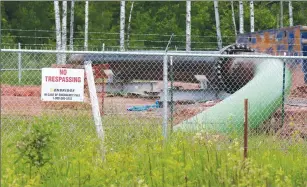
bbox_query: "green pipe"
[174,58,292,133]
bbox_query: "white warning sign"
[41,68,84,102]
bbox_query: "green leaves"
[2,1,307,50]
[15,118,57,168]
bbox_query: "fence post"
[162,54,168,140]
[170,56,174,133]
[244,98,248,160]
[18,42,22,84]
[84,61,105,160]
[162,33,174,141]
[102,43,105,51]
[281,56,286,127]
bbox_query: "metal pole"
[18,43,22,84]
[162,54,168,139]
[162,33,174,140]
[244,98,248,160]
[170,56,174,133]
[281,59,286,127]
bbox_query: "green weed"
[1,115,307,186]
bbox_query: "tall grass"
[1,115,307,186]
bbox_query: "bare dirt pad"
[289,64,307,98]
[272,65,307,138]
[173,101,220,124]
[1,85,158,117]
[290,85,307,98]
[1,85,91,115]
[261,104,307,140]
[2,79,307,133]
[1,96,43,116]
[2,85,41,97]
[278,123,307,140]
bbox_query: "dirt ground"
[1,84,160,118]
[289,64,307,98]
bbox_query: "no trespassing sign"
[41,68,84,102]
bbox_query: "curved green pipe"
[174,58,292,133]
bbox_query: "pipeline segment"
[68,44,291,133]
[174,58,292,133]
[68,46,254,90]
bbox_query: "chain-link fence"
[1,48,307,185]
[1,49,307,142]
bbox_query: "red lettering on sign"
[60,69,67,75]
[45,76,82,83]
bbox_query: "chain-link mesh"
[1,49,307,185]
[1,50,306,144]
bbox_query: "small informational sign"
[41,68,84,102]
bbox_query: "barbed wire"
[0,35,228,43]
[1,28,237,38]
[1,43,223,51]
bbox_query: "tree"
[289,1,293,26]
[69,0,75,50]
[280,1,284,28]
[120,1,125,51]
[186,1,191,51]
[84,1,89,50]
[127,1,134,49]
[231,0,237,36]
[214,0,222,50]
[3,1,307,51]
[250,0,254,32]
[239,1,244,34]
[54,1,61,64]
[61,1,67,63]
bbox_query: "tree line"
[1,1,306,51]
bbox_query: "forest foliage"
[1,1,307,50]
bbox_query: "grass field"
[0,52,55,86]
[1,70,41,85]
[1,115,307,186]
